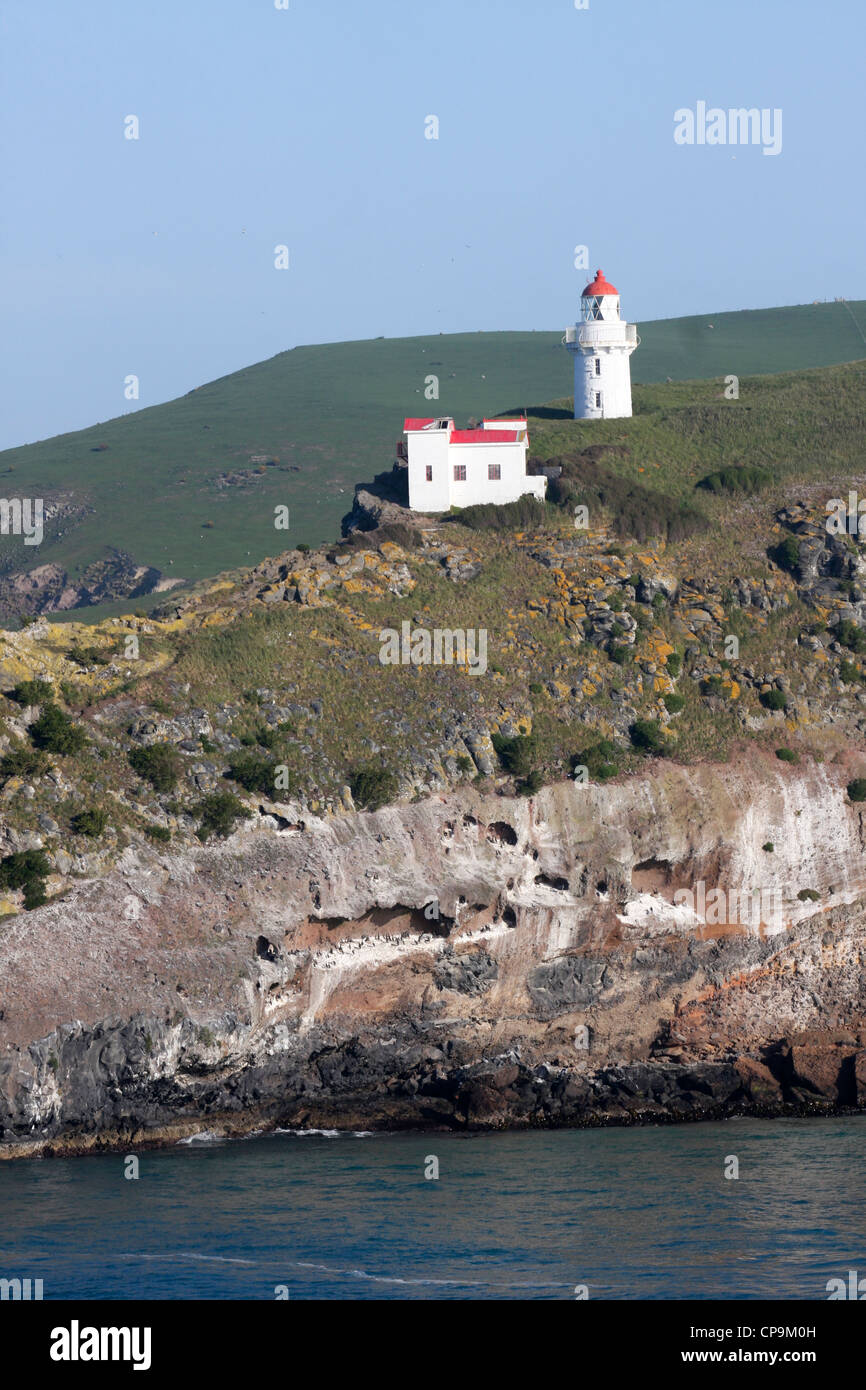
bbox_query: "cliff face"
[2,748,866,1156]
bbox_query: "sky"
[1,0,864,450]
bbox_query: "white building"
[403,416,547,512]
[564,268,639,420]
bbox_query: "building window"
[488,463,501,480]
[595,392,601,408]
[453,464,466,481]
[425,465,432,481]
[594,357,601,375]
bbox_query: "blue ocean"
[1,1116,864,1300]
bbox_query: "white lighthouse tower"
[564,269,639,420]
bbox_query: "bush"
[0,849,50,910]
[697,466,774,495]
[350,763,399,811]
[666,652,682,677]
[775,747,799,763]
[840,659,862,683]
[797,888,820,902]
[455,755,475,776]
[663,693,685,713]
[72,806,107,837]
[491,732,537,778]
[774,536,801,573]
[226,751,278,796]
[194,790,250,841]
[762,842,774,853]
[761,689,788,711]
[0,744,49,781]
[30,704,86,754]
[572,739,619,781]
[518,769,544,796]
[630,719,666,754]
[450,495,549,533]
[547,453,707,543]
[145,824,172,843]
[528,682,544,696]
[9,679,53,706]
[129,743,181,793]
[296,542,310,554]
[836,619,866,654]
[847,778,866,802]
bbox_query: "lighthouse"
[564,269,639,420]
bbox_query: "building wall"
[407,429,451,511]
[446,442,545,508]
[407,434,545,511]
[575,346,634,419]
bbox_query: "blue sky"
[1,0,863,449]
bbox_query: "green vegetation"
[836,620,866,654]
[144,824,172,843]
[761,689,788,711]
[847,779,866,802]
[9,679,53,705]
[573,738,619,781]
[774,537,801,574]
[450,496,550,532]
[194,790,249,841]
[0,744,49,780]
[30,704,86,754]
[762,842,774,852]
[663,693,685,714]
[491,732,537,779]
[72,806,108,837]
[129,743,181,793]
[350,763,399,811]
[775,747,799,763]
[797,888,820,902]
[0,849,51,910]
[697,466,774,495]
[630,719,666,754]
[226,751,280,796]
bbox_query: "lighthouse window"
[425,465,432,481]
[594,358,601,375]
[595,392,602,408]
[453,464,466,481]
[488,463,501,480]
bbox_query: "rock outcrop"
[2,749,866,1156]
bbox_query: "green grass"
[2,300,865,626]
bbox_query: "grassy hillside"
[1,299,864,624]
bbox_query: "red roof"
[450,429,523,444]
[581,268,619,297]
[403,417,436,431]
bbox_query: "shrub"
[0,744,49,780]
[9,679,53,706]
[226,752,278,796]
[72,806,107,837]
[528,682,544,695]
[773,536,801,573]
[797,888,820,902]
[129,743,181,793]
[836,619,866,654]
[0,849,50,910]
[761,689,788,711]
[296,542,310,554]
[30,704,86,754]
[491,732,537,778]
[194,790,249,840]
[455,755,475,776]
[450,495,549,533]
[663,693,685,713]
[67,644,111,667]
[666,652,682,677]
[518,769,544,796]
[840,659,862,683]
[630,719,666,754]
[608,644,630,665]
[847,778,866,802]
[350,763,399,811]
[697,466,774,495]
[573,739,618,781]
[775,747,799,763]
[762,842,774,853]
[548,455,708,543]
[145,824,172,843]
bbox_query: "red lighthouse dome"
[581,268,619,297]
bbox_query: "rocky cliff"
[2,747,865,1157]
